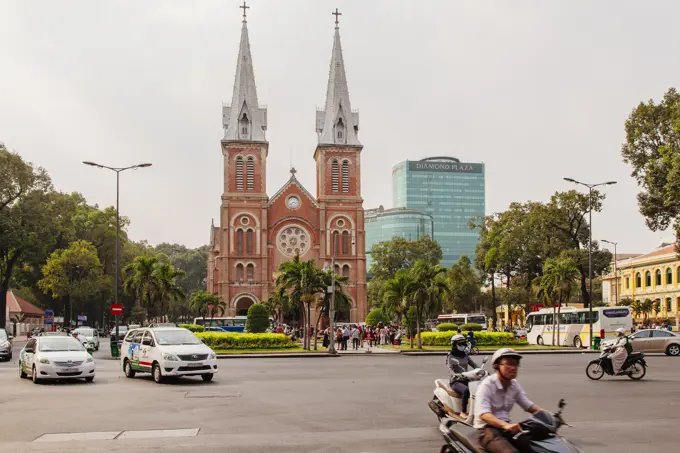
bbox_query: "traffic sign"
[44,309,54,325]
[110,303,124,316]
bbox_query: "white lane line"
[34,432,121,442]
[117,428,200,439]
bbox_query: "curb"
[216,353,339,359]
[400,349,601,356]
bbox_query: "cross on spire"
[290,167,297,178]
[240,1,250,23]
[332,8,342,28]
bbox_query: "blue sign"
[44,309,54,325]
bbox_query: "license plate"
[187,362,203,367]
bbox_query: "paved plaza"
[0,342,678,452]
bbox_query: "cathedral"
[207,8,367,323]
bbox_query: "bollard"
[110,334,120,358]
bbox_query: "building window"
[656,269,662,286]
[332,231,340,255]
[236,229,244,254]
[246,264,254,281]
[342,264,350,277]
[645,271,651,287]
[236,263,244,281]
[635,272,641,288]
[246,230,254,254]
[246,157,255,190]
[239,113,250,139]
[235,157,244,191]
[625,277,630,289]
[335,118,345,144]
[342,161,349,193]
[334,264,340,275]
[667,267,673,285]
[342,231,350,255]
[667,298,672,312]
[331,160,339,192]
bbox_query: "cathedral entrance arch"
[232,293,257,317]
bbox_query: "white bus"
[526,306,632,348]
[437,313,488,330]
[193,316,246,332]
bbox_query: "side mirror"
[482,357,489,364]
[142,339,152,346]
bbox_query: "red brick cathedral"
[207,10,367,322]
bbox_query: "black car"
[0,328,14,361]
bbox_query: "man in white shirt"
[474,348,542,453]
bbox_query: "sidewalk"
[400,348,601,356]
[336,344,398,355]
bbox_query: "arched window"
[342,264,350,277]
[246,156,254,190]
[342,231,350,255]
[635,273,641,288]
[246,230,254,254]
[667,298,673,312]
[236,229,244,254]
[656,269,662,286]
[236,263,244,281]
[332,231,340,255]
[334,264,340,275]
[246,264,254,281]
[239,113,250,139]
[341,161,349,193]
[666,267,673,285]
[335,118,345,143]
[331,160,339,193]
[645,271,651,287]
[235,156,244,191]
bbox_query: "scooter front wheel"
[586,361,605,380]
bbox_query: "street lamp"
[602,239,618,306]
[207,303,215,329]
[563,178,617,349]
[83,161,152,342]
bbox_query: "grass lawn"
[214,346,329,354]
[380,344,564,351]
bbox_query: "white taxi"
[121,327,217,383]
[19,334,96,384]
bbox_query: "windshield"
[39,337,85,352]
[154,329,201,346]
[75,328,94,336]
[0,331,7,341]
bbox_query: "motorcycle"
[84,341,95,356]
[585,343,647,380]
[428,356,489,425]
[438,399,582,453]
[464,341,480,356]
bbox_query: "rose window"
[277,225,310,257]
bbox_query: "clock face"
[287,196,300,209]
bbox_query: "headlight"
[39,358,50,364]
[208,352,216,360]
[0,341,9,348]
[86,357,94,363]
[162,353,180,361]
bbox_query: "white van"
[121,327,217,383]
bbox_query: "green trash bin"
[592,336,601,350]
[110,335,120,358]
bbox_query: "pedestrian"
[322,327,329,348]
[352,325,360,350]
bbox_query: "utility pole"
[602,240,618,306]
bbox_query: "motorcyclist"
[610,327,631,374]
[447,334,480,418]
[474,348,542,453]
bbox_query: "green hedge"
[460,323,483,332]
[178,324,204,332]
[195,332,295,349]
[420,331,526,346]
[437,323,459,332]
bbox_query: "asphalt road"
[0,342,678,453]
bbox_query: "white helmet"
[616,328,626,336]
[491,348,523,367]
[450,334,467,345]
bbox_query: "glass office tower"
[392,157,485,267]
[364,206,434,272]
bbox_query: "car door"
[22,339,37,372]
[650,330,674,353]
[127,330,145,370]
[630,330,652,352]
[139,331,156,371]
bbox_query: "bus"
[193,316,246,333]
[437,313,488,330]
[525,306,632,348]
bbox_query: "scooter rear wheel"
[627,363,646,380]
[586,361,605,380]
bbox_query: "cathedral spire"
[316,9,360,146]
[223,2,267,142]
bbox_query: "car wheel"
[123,359,136,378]
[201,373,214,382]
[32,366,41,384]
[574,336,583,348]
[19,361,27,379]
[152,363,164,384]
[85,376,94,383]
[666,344,680,356]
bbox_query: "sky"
[0,0,677,255]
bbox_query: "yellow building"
[602,244,680,324]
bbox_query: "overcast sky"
[1,0,676,255]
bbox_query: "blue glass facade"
[364,207,434,272]
[392,157,485,268]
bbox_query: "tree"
[405,260,448,349]
[189,290,223,325]
[38,240,104,327]
[653,299,661,319]
[621,88,680,239]
[539,256,580,345]
[446,256,481,313]
[312,270,350,350]
[642,298,653,323]
[403,306,418,348]
[630,300,642,320]
[262,288,293,324]
[123,256,159,321]
[368,236,442,281]
[151,262,185,321]
[619,297,634,307]
[246,303,270,333]
[382,270,412,324]
[365,308,388,326]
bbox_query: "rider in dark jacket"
[448,334,480,417]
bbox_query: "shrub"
[365,308,388,326]
[437,323,459,332]
[178,324,204,333]
[420,331,522,346]
[195,332,295,349]
[460,323,483,332]
[246,303,270,333]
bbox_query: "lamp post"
[207,303,214,330]
[602,239,618,306]
[563,178,617,349]
[83,161,152,343]
[324,233,339,355]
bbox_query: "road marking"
[116,428,200,439]
[34,432,121,442]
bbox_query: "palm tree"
[275,254,325,350]
[262,288,292,324]
[630,300,642,320]
[189,290,223,326]
[653,299,661,320]
[152,263,185,322]
[533,273,558,345]
[312,270,350,351]
[405,260,448,349]
[123,256,159,321]
[642,298,653,323]
[382,270,412,325]
[541,257,580,346]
